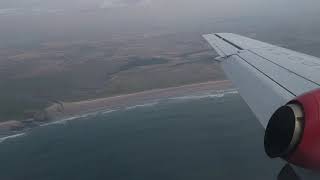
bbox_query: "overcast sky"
[1,0,320,46]
[1,0,319,16]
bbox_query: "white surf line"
[24,87,238,130]
[101,109,118,114]
[40,116,79,127]
[169,88,238,101]
[125,102,159,110]
[76,80,231,104]
[215,88,238,93]
[40,109,119,127]
[0,133,26,143]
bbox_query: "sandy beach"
[0,80,233,134]
[46,80,233,120]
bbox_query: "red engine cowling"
[264,89,320,170]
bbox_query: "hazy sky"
[1,0,319,16]
[1,0,320,46]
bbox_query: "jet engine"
[264,89,320,170]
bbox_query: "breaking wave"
[101,109,117,114]
[40,116,78,127]
[0,133,26,143]
[170,89,238,101]
[125,102,159,110]
[40,109,119,127]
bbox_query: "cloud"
[0,7,64,16]
[0,8,20,16]
[100,0,151,9]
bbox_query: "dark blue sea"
[0,91,284,180]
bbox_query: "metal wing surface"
[203,33,320,127]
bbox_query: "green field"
[0,33,224,121]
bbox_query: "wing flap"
[238,50,319,96]
[221,55,294,127]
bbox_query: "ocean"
[0,90,284,180]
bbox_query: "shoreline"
[0,80,233,136]
[46,80,232,119]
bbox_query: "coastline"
[46,80,233,119]
[0,80,233,137]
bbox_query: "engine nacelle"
[264,89,320,170]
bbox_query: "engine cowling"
[264,89,320,170]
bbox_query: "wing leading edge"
[203,33,320,128]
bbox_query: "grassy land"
[0,33,224,121]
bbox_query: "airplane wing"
[203,33,320,128]
[204,33,320,170]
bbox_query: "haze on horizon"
[1,0,320,47]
